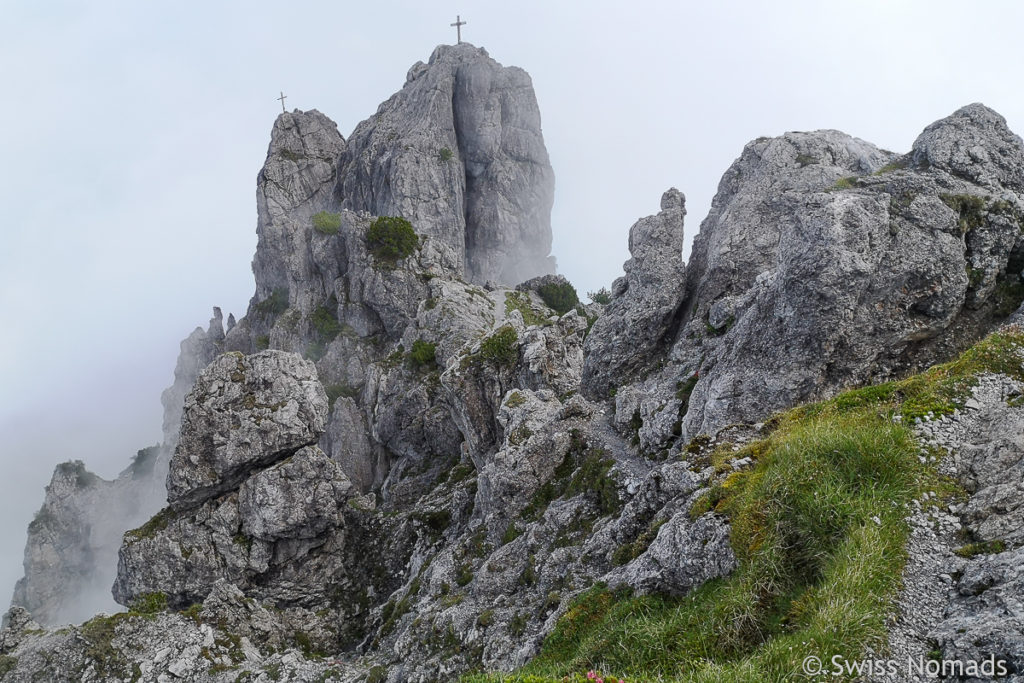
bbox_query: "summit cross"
[450,15,466,44]
[278,91,287,113]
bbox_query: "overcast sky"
[2,0,1023,605]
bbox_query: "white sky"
[2,0,1023,604]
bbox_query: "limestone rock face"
[250,109,347,309]
[612,105,1024,448]
[238,445,351,542]
[337,43,555,284]
[582,188,687,397]
[166,350,328,512]
[912,102,1024,191]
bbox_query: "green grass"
[130,592,168,615]
[466,329,1024,683]
[125,508,170,541]
[439,147,454,162]
[829,176,860,191]
[312,211,342,235]
[506,291,548,327]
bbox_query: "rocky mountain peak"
[337,42,555,285]
[911,102,1024,191]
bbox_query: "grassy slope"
[466,329,1024,683]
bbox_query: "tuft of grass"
[506,291,548,327]
[830,176,860,191]
[130,592,168,615]
[466,329,1024,683]
[874,158,909,175]
[125,509,170,542]
[954,539,1007,558]
[940,193,989,235]
[439,147,454,162]
[312,211,342,235]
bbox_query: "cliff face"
[337,43,555,285]
[6,44,1024,683]
[589,104,1024,452]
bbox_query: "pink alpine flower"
[587,672,596,680]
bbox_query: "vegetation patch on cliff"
[311,211,342,235]
[367,216,418,264]
[467,329,1024,682]
[537,281,579,315]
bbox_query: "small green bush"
[255,334,270,350]
[409,339,437,369]
[588,287,612,305]
[455,562,474,587]
[438,147,454,162]
[310,300,342,342]
[312,211,342,235]
[478,326,519,367]
[255,287,289,318]
[367,216,418,263]
[537,282,579,315]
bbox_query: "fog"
[3,0,1024,615]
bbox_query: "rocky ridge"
[5,44,1024,683]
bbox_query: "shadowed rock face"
[337,43,555,285]
[582,188,688,398]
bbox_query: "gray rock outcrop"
[582,188,687,397]
[337,43,555,284]
[615,104,1024,450]
[11,38,1024,683]
[166,350,328,512]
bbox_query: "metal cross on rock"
[450,15,466,44]
[278,91,287,113]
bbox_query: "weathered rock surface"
[582,188,687,397]
[615,104,1024,452]
[337,43,555,284]
[862,371,1024,681]
[11,41,1024,683]
[166,350,328,512]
